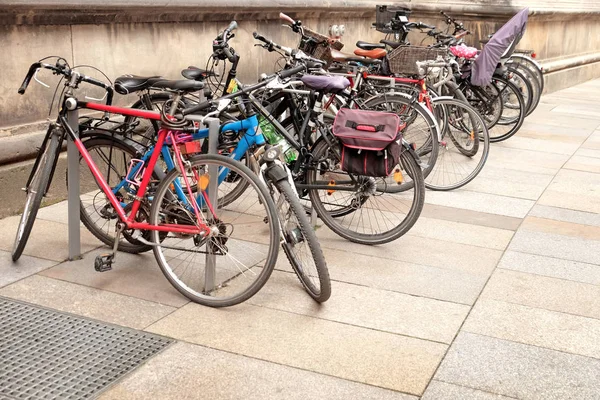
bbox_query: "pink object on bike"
[450,45,478,60]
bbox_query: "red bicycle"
[13,58,280,307]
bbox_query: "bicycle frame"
[60,99,211,237]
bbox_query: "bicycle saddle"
[301,75,350,94]
[152,79,205,92]
[330,49,382,66]
[181,67,218,81]
[354,48,387,59]
[355,41,386,50]
[114,75,163,95]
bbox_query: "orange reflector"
[470,130,475,141]
[327,180,336,195]
[393,169,404,184]
[198,174,210,191]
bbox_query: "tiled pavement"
[2,79,600,399]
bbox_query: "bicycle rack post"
[66,110,81,260]
[204,117,219,292]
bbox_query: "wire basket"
[387,46,448,76]
[298,27,344,67]
[375,5,412,34]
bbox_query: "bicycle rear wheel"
[271,177,330,302]
[12,127,61,261]
[75,133,153,254]
[150,154,279,307]
[307,139,425,245]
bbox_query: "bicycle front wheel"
[150,154,279,307]
[427,98,490,191]
[271,177,330,302]
[12,128,61,261]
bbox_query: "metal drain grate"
[0,297,173,400]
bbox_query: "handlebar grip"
[279,64,305,79]
[18,62,42,95]
[253,31,268,43]
[421,23,436,29]
[306,60,325,69]
[226,20,238,33]
[182,100,212,116]
[279,12,295,24]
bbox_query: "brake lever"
[33,69,50,88]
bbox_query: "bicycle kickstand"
[94,222,124,272]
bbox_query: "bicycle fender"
[265,163,289,183]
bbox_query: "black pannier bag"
[332,109,404,177]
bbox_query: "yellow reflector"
[393,169,404,184]
[327,180,336,195]
[198,174,210,191]
[226,80,238,94]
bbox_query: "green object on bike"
[258,116,298,163]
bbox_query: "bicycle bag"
[332,109,404,177]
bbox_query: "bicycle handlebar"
[18,60,114,105]
[253,31,325,68]
[279,12,295,25]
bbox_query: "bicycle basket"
[375,4,412,34]
[387,46,448,76]
[298,27,344,67]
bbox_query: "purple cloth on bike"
[301,75,351,94]
[471,8,529,87]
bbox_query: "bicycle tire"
[489,76,526,142]
[426,97,491,191]
[509,54,544,93]
[507,67,533,116]
[272,177,330,302]
[511,64,541,116]
[74,134,153,254]
[12,129,61,261]
[307,140,425,245]
[150,154,279,307]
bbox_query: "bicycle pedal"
[94,254,114,272]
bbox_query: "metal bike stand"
[66,109,82,260]
[204,117,220,292]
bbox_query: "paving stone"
[39,248,189,307]
[564,155,600,174]
[423,190,535,218]
[0,249,58,288]
[481,269,600,320]
[483,146,570,175]
[100,342,417,400]
[463,299,600,359]
[0,275,175,329]
[0,215,102,262]
[538,169,600,214]
[322,247,488,305]
[524,110,600,130]
[409,217,514,251]
[145,302,447,395]
[434,332,600,400]
[36,200,70,224]
[421,204,522,231]
[573,147,600,159]
[422,381,516,400]
[498,250,600,286]
[552,104,600,120]
[509,227,600,266]
[494,135,580,156]
[317,228,503,277]
[528,204,600,227]
[463,165,554,200]
[250,270,470,344]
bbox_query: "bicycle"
[14,58,281,307]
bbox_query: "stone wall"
[0,0,598,217]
